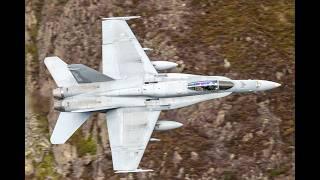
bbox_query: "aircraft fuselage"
[53,73,280,112]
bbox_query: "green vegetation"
[26,0,45,88]
[56,0,69,6]
[33,0,45,24]
[35,152,60,180]
[71,130,97,157]
[183,0,295,147]
[27,0,45,54]
[25,0,294,178]
[26,43,37,58]
[186,0,294,74]
[77,135,97,157]
[36,114,50,135]
[267,166,288,178]
[222,171,237,180]
[26,23,39,66]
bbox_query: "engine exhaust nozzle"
[53,100,65,111]
[53,88,64,99]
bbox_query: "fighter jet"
[44,16,281,173]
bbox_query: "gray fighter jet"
[44,16,280,173]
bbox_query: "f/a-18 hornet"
[44,16,281,173]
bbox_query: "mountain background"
[25,0,294,179]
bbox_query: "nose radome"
[260,80,281,90]
[274,82,281,88]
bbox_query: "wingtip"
[102,16,141,21]
[114,169,153,173]
[50,138,59,144]
[50,134,67,144]
[44,56,53,63]
[44,56,60,63]
[43,56,67,66]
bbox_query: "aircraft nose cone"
[259,80,281,90]
[274,82,281,88]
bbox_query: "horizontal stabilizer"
[115,169,153,173]
[50,112,91,144]
[44,56,78,87]
[68,64,114,83]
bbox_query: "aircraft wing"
[106,107,161,172]
[102,16,158,79]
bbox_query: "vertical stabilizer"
[44,56,78,87]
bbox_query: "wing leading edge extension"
[106,107,161,172]
[102,16,158,79]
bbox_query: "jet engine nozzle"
[53,100,65,112]
[154,120,183,131]
[53,88,64,99]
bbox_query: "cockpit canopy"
[187,80,234,91]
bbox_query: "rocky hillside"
[26,0,294,179]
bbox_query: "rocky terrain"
[26,0,294,179]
